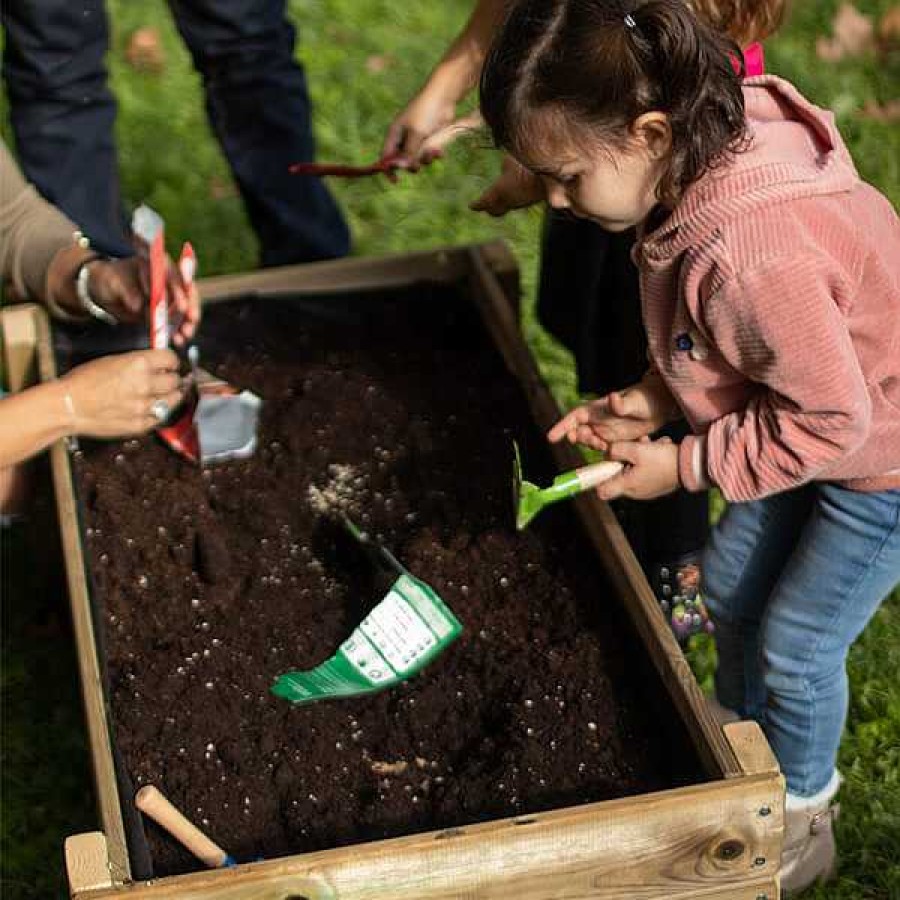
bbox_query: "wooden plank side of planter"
[9,305,135,885]
[196,241,518,307]
[69,756,781,900]
[463,250,743,780]
[1,302,40,392]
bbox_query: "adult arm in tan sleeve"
[0,139,200,339]
[0,137,88,310]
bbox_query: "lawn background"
[1,1,898,897]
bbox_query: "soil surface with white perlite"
[73,288,695,876]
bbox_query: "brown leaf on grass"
[815,3,875,61]
[879,6,900,45]
[365,54,393,74]
[208,175,238,201]
[124,27,165,73]
[858,98,900,122]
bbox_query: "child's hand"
[470,155,544,217]
[548,375,679,451]
[593,437,681,501]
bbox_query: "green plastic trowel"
[513,442,623,530]
[271,515,462,706]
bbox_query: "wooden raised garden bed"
[1,241,784,900]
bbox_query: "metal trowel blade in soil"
[513,441,623,530]
[271,518,462,707]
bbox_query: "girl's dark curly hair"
[480,0,749,208]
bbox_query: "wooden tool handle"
[574,460,625,490]
[135,785,231,868]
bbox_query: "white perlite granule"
[307,464,366,517]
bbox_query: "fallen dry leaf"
[125,27,165,73]
[365,54,393,74]
[859,98,900,122]
[815,3,875,61]
[208,174,239,201]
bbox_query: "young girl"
[384,0,784,641]
[479,0,900,893]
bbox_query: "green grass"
[2,1,899,897]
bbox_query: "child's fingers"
[610,387,651,420]
[606,440,644,466]
[548,406,591,442]
[574,426,608,451]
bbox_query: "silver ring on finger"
[150,399,171,423]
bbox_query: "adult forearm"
[0,140,81,303]
[0,381,73,468]
[429,0,508,102]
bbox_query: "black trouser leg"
[167,0,350,266]
[2,0,132,256]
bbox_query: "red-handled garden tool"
[513,441,623,530]
[288,153,404,183]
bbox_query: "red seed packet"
[130,207,260,465]
[132,205,169,349]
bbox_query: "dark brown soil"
[73,289,681,876]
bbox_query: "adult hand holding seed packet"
[51,254,199,347]
[132,205,200,350]
[138,253,200,348]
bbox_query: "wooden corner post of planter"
[723,720,785,900]
[1,302,40,392]
[66,833,115,896]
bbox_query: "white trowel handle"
[573,460,625,491]
[135,785,232,868]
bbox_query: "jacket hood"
[638,75,860,266]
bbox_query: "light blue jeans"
[702,483,900,797]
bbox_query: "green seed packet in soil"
[271,572,461,705]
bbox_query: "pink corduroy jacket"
[635,75,900,503]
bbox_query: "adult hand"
[383,79,466,170]
[162,256,201,346]
[52,254,201,345]
[593,437,681,501]
[471,155,544,217]
[547,373,680,451]
[60,349,185,438]
[83,257,146,323]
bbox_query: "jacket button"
[675,332,693,351]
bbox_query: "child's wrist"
[678,435,711,492]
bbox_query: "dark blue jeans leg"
[1,0,132,256]
[167,0,350,266]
